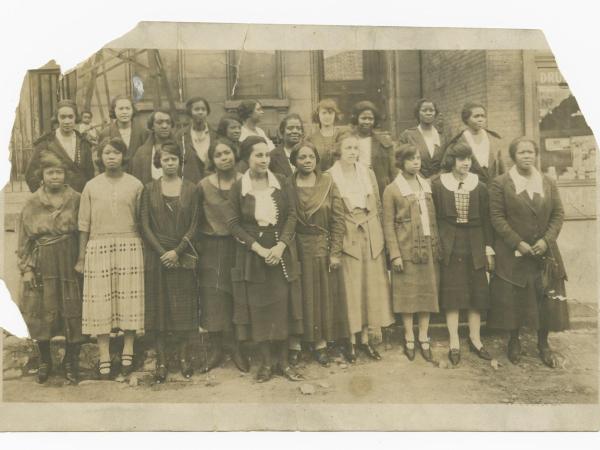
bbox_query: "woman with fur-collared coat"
[488,137,569,369]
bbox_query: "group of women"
[17,95,570,386]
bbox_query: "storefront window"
[537,65,596,182]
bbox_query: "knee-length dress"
[17,186,84,343]
[487,167,569,331]
[79,173,145,335]
[382,173,440,314]
[431,172,492,311]
[224,170,303,342]
[196,175,240,333]
[328,162,394,335]
[292,172,350,343]
[141,179,200,333]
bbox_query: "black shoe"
[37,362,52,384]
[341,343,357,363]
[231,347,250,373]
[403,341,416,361]
[538,345,559,369]
[360,343,382,361]
[200,348,224,374]
[314,348,330,367]
[120,354,134,377]
[256,365,272,383]
[419,339,433,363]
[155,363,168,384]
[468,339,492,361]
[64,360,79,384]
[180,359,193,379]
[508,337,521,365]
[448,348,461,366]
[282,365,304,382]
[288,349,301,367]
[96,361,112,381]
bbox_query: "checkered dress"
[454,182,470,223]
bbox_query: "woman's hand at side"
[160,250,179,268]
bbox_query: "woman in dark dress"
[287,141,349,367]
[431,143,495,366]
[488,137,569,368]
[18,151,84,384]
[196,139,249,373]
[398,98,444,179]
[224,136,304,383]
[141,139,200,383]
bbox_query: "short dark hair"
[109,95,137,120]
[206,139,239,172]
[185,96,211,117]
[278,113,304,137]
[80,110,92,117]
[508,136,539,161]
[238,100,260,122]
[441,142,473,172]
[461,102,486,125]
[289,141,320,168]
[239,136,268,162]
[54,99,78,122]
[395,144,419,171]
[413,98,439,121]
[350,100,380,128]
[312,99,341,125]
[153,139,181,169]
[96,137,128,171]
[332,129,359,161]
[216,114,242,138]
[146,108,175,131]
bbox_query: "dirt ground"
[3,327,597,404]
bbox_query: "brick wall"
[421,50,525,166]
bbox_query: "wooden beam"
[84,51,102,111]
[153,50,179,126]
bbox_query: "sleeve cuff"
[485,246,495,256]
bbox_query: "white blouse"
[463,129,490,168]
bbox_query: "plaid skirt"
[82,236,145,335]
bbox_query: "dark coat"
[489,172,566,288]
[269,145,294,178]
[446,130,505,185]
[129,135,159,186]
[398,127,444,179]
[431,176,493,270]
[175,125,219,184]
[97,121,150,166]
[25,130,95,193]
[364,131,398,198]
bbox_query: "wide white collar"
[440,172,479,192]
[509,165,544,198]
[241,169,281,197]
[394,172,431,197]
[328,161,373,197]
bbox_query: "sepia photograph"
[0,12,598,433]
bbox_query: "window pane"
[130,49,182,104]
[323,51,364,81]
[538,67,596,182]
[231,51,278,98]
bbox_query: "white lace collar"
[241,169,281,197]
[440,172,479,192]
[394,172,431,197]
[509,165,544,199]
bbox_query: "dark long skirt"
[296,233,350,343]
[198,235,236,333]
[145,251,199,333]
[488,267,569,332]
[439,227,490,311]
[19,235,84,343]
